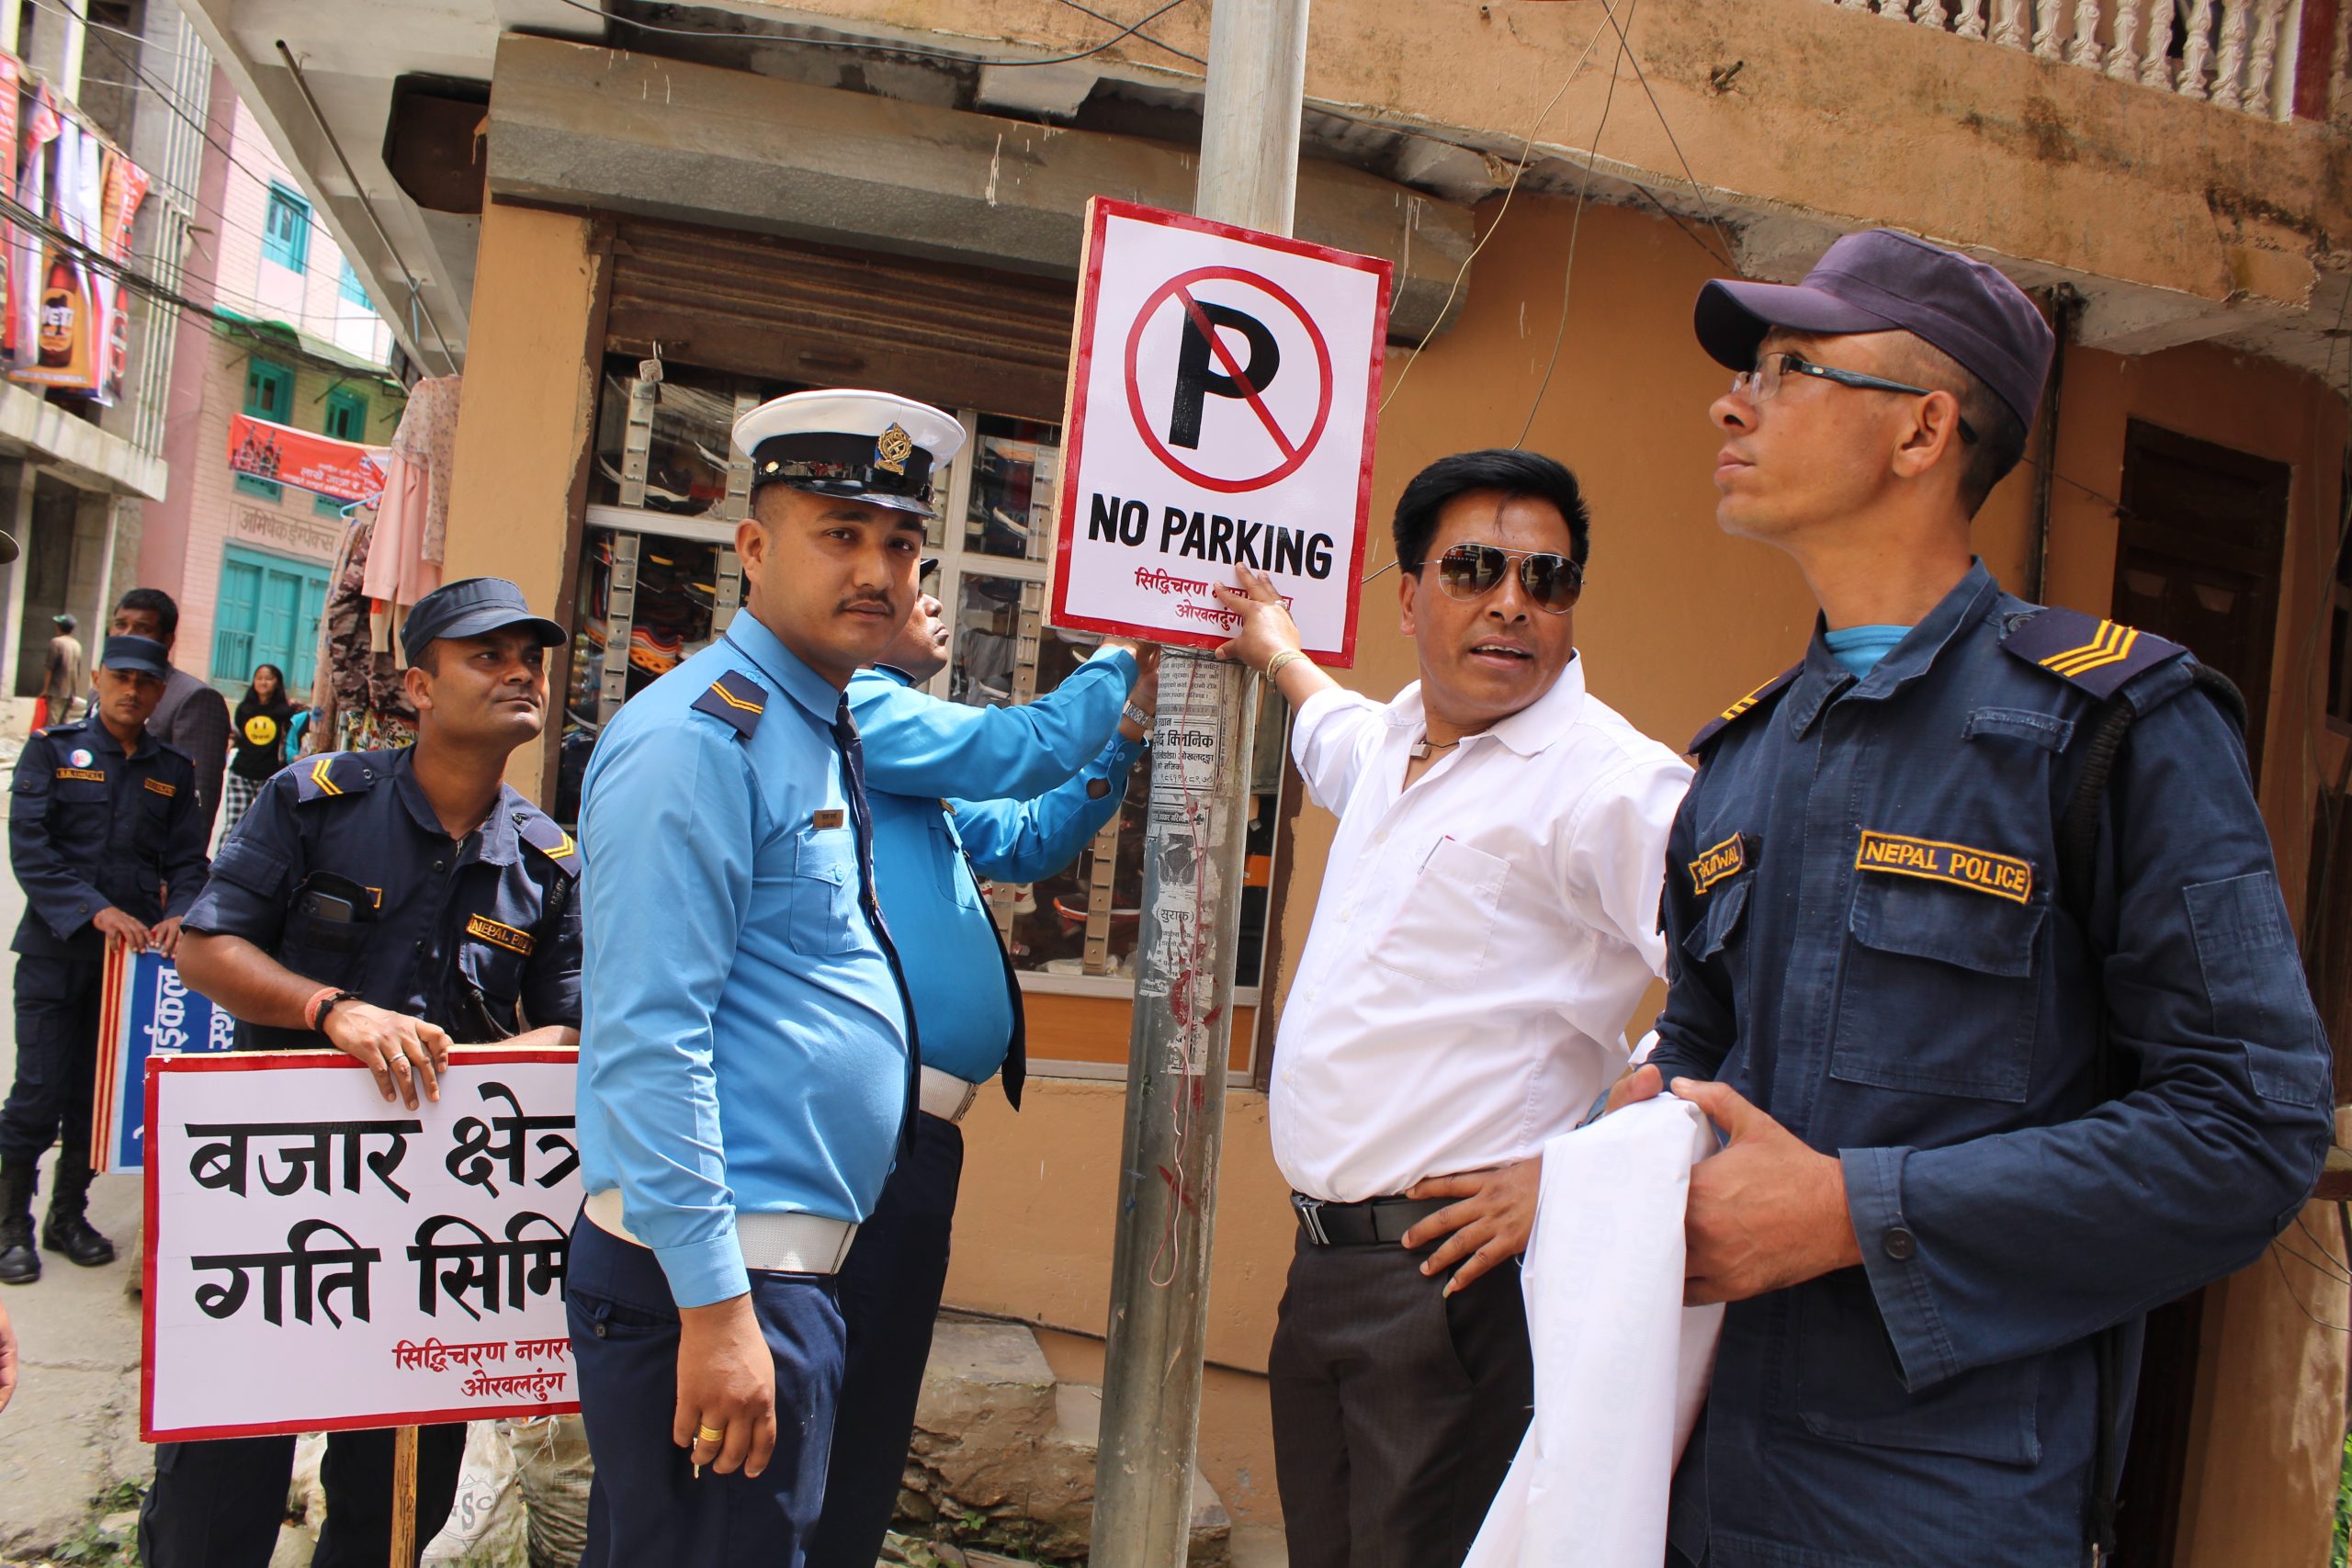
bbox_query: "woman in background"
[222,663,298,833]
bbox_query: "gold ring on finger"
[695,1424,725,1443]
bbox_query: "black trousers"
[0,954,102,1166]
[568,1211,846,1566]
[805,1112,966,1568]
[139,1425,467,1568]
[1269,1230,1533,1568]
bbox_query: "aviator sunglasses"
[1412,542,1585,615]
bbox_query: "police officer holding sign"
[1611,231,2333,1566]
[807,580,1158,1567]
[1,634,208,1285]
[568,390,950,1563]
[141,575,581,1568]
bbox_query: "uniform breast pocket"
[1829,873,2045,1103]
[278,877,379,987]
[50,777,109,834]
[1366,837,1509,989]
[929,816,983,913]
[788,831,863,955]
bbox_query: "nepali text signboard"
[91,947,235,1175]
[142,1049,582,1441]
[227,412,388,504]
[1050,198,1389,666]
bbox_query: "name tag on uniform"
[810,808,846,831]
[54,767,104,782]
[143,778,177,797]
[1855,829,2033,905]
[1689,833,1747,895]
[465,913,536,955]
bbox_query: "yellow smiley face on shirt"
[243,714,279,747]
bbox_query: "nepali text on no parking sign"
[1051,198,1390,666]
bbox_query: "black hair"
[1890,339,2030,518]
[114,586,179,642]
[1391,449,1592,576]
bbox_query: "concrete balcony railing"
[1821,0,2305,119]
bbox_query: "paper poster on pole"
[142,1049,583,1441]
[91,946,235,1175]
[1050,198,1390,667]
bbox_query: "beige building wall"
[442,180,2352,1551]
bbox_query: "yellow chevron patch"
[1719,677,1779,725]
[309,756,342,796]
[2039,619,2141,680]
[707,681,763,714]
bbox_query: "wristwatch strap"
[1122,700,1151,731]
[311,989,362,1032]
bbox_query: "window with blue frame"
[210,546,331,697]
[317,387,369,516]
[263,184,311,271]
[237,357,295,501]
[338,255,369,309]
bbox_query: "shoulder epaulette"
[1688,661,1803,752]
[2000,607,2184,701]
[291,750,380,803]
[691,669,767,739]
[515,812,581,877]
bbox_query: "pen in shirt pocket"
[1419,834,1454,873]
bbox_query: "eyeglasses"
[1730,352,1978,446]
[1411,542,1584,615]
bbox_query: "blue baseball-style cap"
[1694,229,2055,432]
[400,577,567,665]
[99,635,170,680]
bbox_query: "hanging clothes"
[362,373,462,615]
[1464,1096,1724,1568]
[321,509,415,752]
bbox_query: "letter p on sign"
[1050,198,1391,667]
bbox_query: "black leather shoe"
[41,1209,115,1268]
[0,1220,37,1284]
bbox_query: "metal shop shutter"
[602,217,1078,423]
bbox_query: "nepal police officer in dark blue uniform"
[140,576,581,1568]
[1606,231,2334,1568]
[1,634,208,1284]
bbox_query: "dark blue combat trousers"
[139,1425,467,1567]
[568,1210,846,1567]
[0,955,101,1165]
[805,1113,965,1568]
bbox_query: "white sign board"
[1050,198,1391,666]
[143,1049,582,1441]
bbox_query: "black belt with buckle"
[1291,1192,1451,1247]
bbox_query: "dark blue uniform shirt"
[10,715,209,958]
[184,748,582,1051]
[1650,562,2331,1568]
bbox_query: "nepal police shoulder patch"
[2000,606,2184,702]
[1688,661,1803,753]
[515,811,581,876]
[691,669,768,739]
[292,751,381,803]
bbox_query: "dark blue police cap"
[401,577,567,665]
[99,634,169,680]
[1694,229,2054,433]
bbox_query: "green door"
[211,546,332,696]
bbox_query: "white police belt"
[582,1190,857,1277]
[920,1066,981,1124]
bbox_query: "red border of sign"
[88,942,127,1171]
[141,1046,584,1442]
[1049,197,1390,669]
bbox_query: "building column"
[440,200,609,802]
[22,0,84,103]
[0,461,34,704]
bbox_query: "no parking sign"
[1050,198,1390,667]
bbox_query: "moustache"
[837,592,897,615]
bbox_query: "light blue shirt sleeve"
[850,649,1135,800]
[578,716,758,1307]
[952,731,1147,885]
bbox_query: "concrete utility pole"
[1092,2,1310,1562]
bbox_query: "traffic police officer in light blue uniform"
[807,575,1157,1567]
[569,389,957,1566]
[1610,231,2333,1568]
[1,634,207,1285]
[141,575,582,1568]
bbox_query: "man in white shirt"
[1216,449,1691,1568]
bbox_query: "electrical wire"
[1590,0,1736,266]
[547,0,1201,69]
[1045,0,1203,65]
[1515,0,1637,448]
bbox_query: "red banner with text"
[228,412,387,504]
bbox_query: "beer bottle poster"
[0,55,21,365]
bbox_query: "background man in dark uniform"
[140,576,580,1568]
[1612,230,2333,1568]
[807,582,1156,1567]
[108,588,232,840]
[1,634,208,1284]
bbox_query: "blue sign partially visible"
[100,949,235,1173]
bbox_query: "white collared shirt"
[1269,655,1692,1202]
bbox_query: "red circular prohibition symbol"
[1124,265,1334,494]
